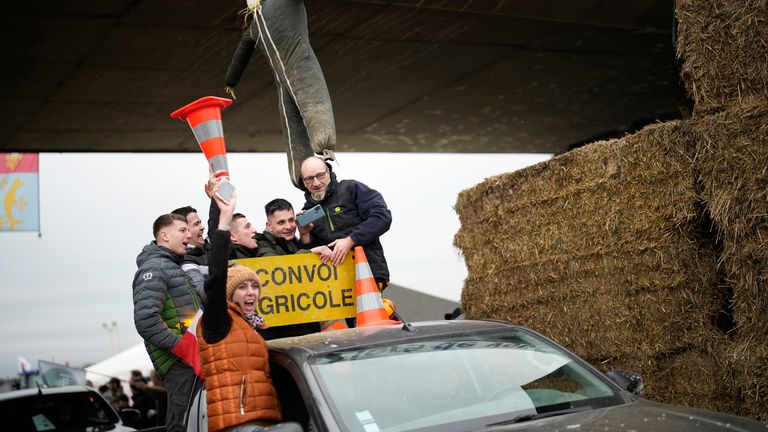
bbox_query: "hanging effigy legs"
[225,0,336,189]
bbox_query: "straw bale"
[460,242,720,360]
[453,99,768,419]
[455,121,722,359]
[675,0,768,114]
[692,104,768,339]
[726,340,768,421]
[588,343,734,414]
[647,345,735,414]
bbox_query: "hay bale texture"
[454,107,768,418]
[727,340,768,421]
[454,121,722,366]
[692,104,768,342]
[641,343,734,414]
[676,0,768,114]
[692,104,768,421]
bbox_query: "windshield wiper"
[485,406,593,427]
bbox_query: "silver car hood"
[485,399,767,432]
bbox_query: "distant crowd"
[99,370,167,429]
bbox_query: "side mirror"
[264,421,304,432]
[606,370,644,397]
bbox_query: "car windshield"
[311,328,621,432]
[1,390,120,432]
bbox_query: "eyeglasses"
[302,170,328,184]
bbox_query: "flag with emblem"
[17,356,35,374]
[171,308,204,378]
[0,153,39,232]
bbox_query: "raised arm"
[205,169,223,237]
[201,188,238,345]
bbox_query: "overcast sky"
[0,152,549,378]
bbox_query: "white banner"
[38,360,87,387]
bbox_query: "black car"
[265,320,767,432]
[0,385,138,431]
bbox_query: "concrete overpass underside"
[1,0,689,155]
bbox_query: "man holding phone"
[256,197,332,339]
[256,198,311,257]
[298,156,392,290]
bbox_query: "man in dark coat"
[129,376,158,429]
[299,156,392,290]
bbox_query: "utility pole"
[101,321,119,355]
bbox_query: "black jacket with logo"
[302,174,392,281]
[256,230,301,257]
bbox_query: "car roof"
[0,385,95,402]
[267,319,521,358]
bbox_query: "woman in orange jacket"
[198,189,282,432]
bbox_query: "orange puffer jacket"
[198,303,282,431]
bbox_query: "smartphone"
[297,204,325,227]
[215,179,235,204]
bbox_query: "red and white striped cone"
[354,246,400,327]
[321,319,349,332]
[171,96,235,202]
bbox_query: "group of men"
[131,156,392,431]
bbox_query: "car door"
[269,351,342,432]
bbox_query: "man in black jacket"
[299,156,392,290]
[256,198,330,338]
[229,213,260,259]
[129,376,158,429]
[257,198,320,257]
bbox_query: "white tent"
[85,342,153,393]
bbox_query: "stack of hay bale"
[678,0,768,418]
[689,106,768,417]
[455,0,767,420]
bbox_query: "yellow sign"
[235,252,355,326]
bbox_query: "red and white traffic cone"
[321,319,349,332]
[354,246,401,327]
[171,96,235,202]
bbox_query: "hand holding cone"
[171,96,235,203]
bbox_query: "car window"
[1,390,119,432]
[311,329,620,432]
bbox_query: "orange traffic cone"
[321,319,349,332]
[354,246,401,327]
[171,96,235,202]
